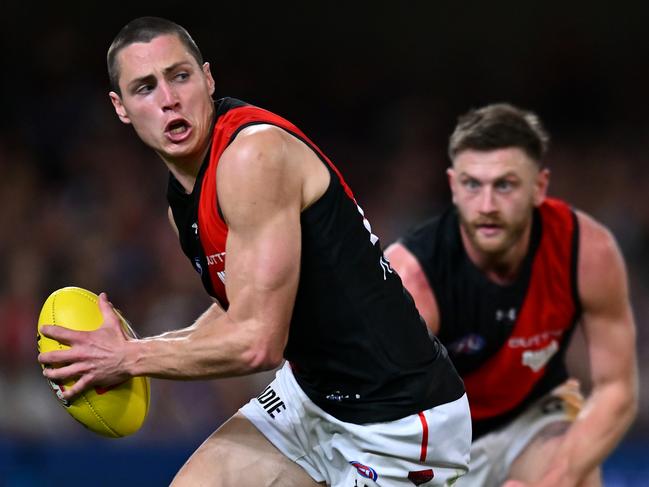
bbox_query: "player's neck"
[159,142,211,195]
[461,222,532,286]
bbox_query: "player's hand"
[38,292,132,400]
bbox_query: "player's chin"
[473,234,509,254]
[161,140,197,160]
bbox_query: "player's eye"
[495,180,515,192]
[136,84,153,95]
[462,178,481,191]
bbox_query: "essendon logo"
[349,461,378,481]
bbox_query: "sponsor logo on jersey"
[216,270,226,284]
[349,461,378,481]
[325,391,361,402]
[448,333,485,355]
[495,307,517,324]
[407,468,434,485]
[521,340,559,372]
[508,329,563,348]
[379,255,393,281]
[193,257,203,275]
[257,385,286,419]
[205,252,227,284]
[206,252,226,266]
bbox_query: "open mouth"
[475,223,503,236]
[165,119,192,141]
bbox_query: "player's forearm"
[547,379,637,485]
[150,302,225,340]
[123,304,283,380]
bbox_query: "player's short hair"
[448,103,550,166]
[107,17,204,95]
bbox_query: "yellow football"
[37,287,150,438]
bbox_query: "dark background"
[1,2,647,485]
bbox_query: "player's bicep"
[225,207,302,314]
[217,128,303,351]
[385,242,440,334]
[576,212,637,388]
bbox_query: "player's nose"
[478,186,496,213]
[158,80,180,111]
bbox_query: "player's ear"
[447,166,458,205]
[109,91,131,124]
[202,62,215,96]
[533,167,550,206]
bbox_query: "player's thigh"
[507,421,602,487]
[171,412,324,487]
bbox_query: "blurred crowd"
[1,3,648,451]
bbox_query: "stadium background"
[1,2,647,485]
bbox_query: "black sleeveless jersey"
[167,98,465,424]
[401,201,581,437]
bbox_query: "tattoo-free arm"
[41,126,306,396]
[527,212,638,487]
[384,242,440,334]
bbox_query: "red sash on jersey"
[196,105,356,307]
[463,198,578,420]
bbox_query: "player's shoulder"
[217,124,305,210]
[227,124,290,163]
[541,198,615,251]
[575,209,618,255]
[574,209,626,290]
[385,241,421,273]
[215,96,250,115]
[571,209,632,316]
[218,125,297,188]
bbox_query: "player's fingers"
[38,348,78,366]
[39,325,83,345]
[98,292,120,326]
[99,292,133,340]
[62,374,94,400]
[42,362,85,382]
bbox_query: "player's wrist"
[122,337,146,378]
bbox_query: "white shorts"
[240,362,471,487]
[457,379,584,487]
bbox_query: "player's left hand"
[38,292,132,400]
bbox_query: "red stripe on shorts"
[418,411,429,462]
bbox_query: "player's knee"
[170,436,243,486]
